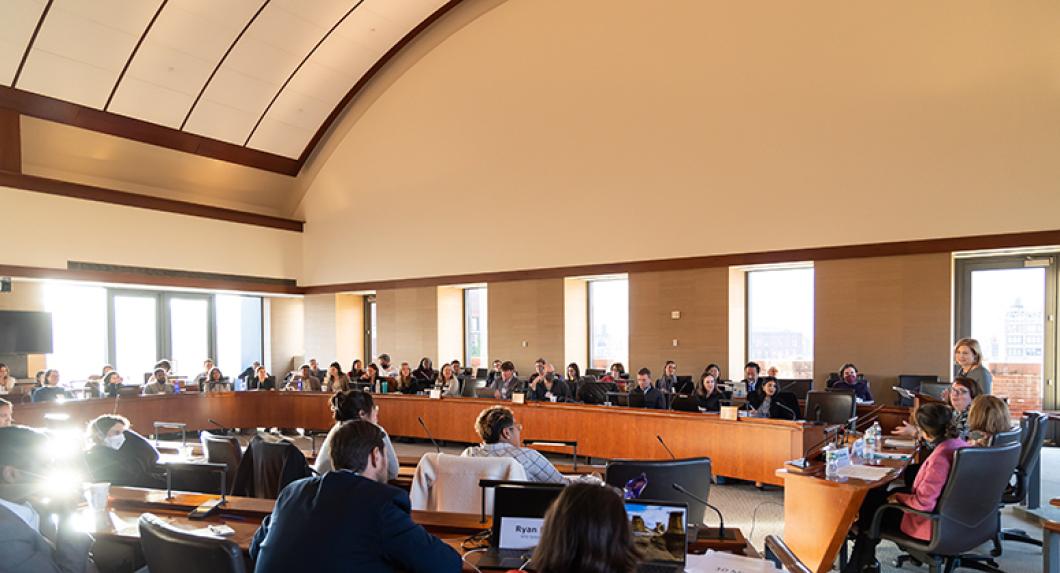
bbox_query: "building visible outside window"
[464,287,488,369]
[746,267,814,379]
[589,278,629,370]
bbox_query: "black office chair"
[577,381,616,405]
[804,390,856,427]
[138,513,246,573]
[670,394,699,413]
[875,442,1020,573]
[604,458,713,526]
[201,431,243,493]
[777,379,813,401]
[475,368,487,380]
[232,435,311,499]
[897,375,939,407]
[989,426,1022,447]
[585,368,606,377]
[674,376,693,394]
[992,413,1047,554]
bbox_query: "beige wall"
[298,0,1060,286]
[629,268,730,378]
[0,279,46,311]
[487,279,564,375]
[814,254,953,404]
[335,294,365,364]
[563,278,588,371]
[267,297,305,376]
[377,287,438,367]
[0,186,301,280]
[437,287,464,365]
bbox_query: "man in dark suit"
[632,368,667,410]
[741,361,762,395]
[0,425,93,573]
[251,420,461,573]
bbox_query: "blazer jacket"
[0,502,92,573]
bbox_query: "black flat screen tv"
[0,311,54,354]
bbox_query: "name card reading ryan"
[497,517,545,550]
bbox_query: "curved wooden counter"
[14,392,826,485]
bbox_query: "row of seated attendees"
[0,381,1019,573]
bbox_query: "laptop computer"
[474,483,565,570]
[626,499,688,573]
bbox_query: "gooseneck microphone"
[672,483,729,539]
[656,435,677,460]
[814,404,822,423]
[418,417,442,454]
[208,418,228,434]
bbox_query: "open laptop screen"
[492,484,565,550]
[626,501,688,564]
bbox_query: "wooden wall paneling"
[629,267,730,377]
[814,254,952,403]
[487,279,564,374]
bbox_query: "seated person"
[0,425,93,573]
[324,362,352,393]
[193,358,214,387]
[693,372,723,412]
[411,358,436,385]
[741,362,761,395]
[284,364,321,392]
[600,362,628,391]
[84,415,165,489]
[251,420,461,573]
[491,361,524,400]
[462,406,565,483]
[844,403,967,573]
[101,371,124,398]
[527,358,548,385]
[0,362,17,394]
[531,482,638,573]
[631,368,666,409]
[142,368,177,395]
[449,360,464,382]
[892,377,981,440]
[248,366,276,391]
[529,372,572,402]
[831,362,873,402]
[966,395,1012,447]
[485,359,503,387]
[314,390,398,480]
[237,361,261,386]
[435,363,460,397]
[746,377,801,420]
[0,398,12,427]
[393,362,421,394]
[376,354,397,378]
[348,359,365,381]
[656,360,679,393]
[203,367,231,392]
[31,370,68,403]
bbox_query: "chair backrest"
[233,436,310,499]
[931,442,1020,555]
[1005,413,1048,504]
[804,390,855,425]
[897,375,938,406]
[460,378,480,397]
[577,381,616,405]
[586,368,606,377]
[990,426,1022,447]
[670,394,699,412]
[604,457,712,526]
[777,379,813,400]
[475,368,487,380]
[138,513,245,573]
[201,432,243,492]
[409,452,528,514]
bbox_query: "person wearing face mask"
[831,363,873,402]
[84,415,165,489]
[0,425,93,573]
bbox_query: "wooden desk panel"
[15,393,825,485]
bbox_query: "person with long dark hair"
[84,414,165,489]
[314,390,398,481]
[348,359,365,381]
[412,358,436,384]
[324,362,351,393]
[747,377,801,419]
[531,483,639,573]
[693,371,723,412]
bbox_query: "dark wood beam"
[0,108,20,173]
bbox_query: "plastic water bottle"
[824,444,838,479]
[865,422,882,455]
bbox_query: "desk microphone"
[418,417,442,454]
[672,483,730,539]
[656,435,677,460]
[775,402,799,421]
[208,419,228,434]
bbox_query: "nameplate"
[428,388,442,400]
[719,406,739,421]
[511,392,526,404]
[497,516,544,550]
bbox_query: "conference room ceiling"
[1,0,450,160]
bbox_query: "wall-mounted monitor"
[0,311,54,354]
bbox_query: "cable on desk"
[461,548,486,573]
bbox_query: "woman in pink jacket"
[843,403,968,573]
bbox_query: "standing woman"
[313,390,399,481]
[693,372,723,412]
[324,362,351,393]
[437,363,461,396]
[953,338,993,395]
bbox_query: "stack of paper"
[884,438,916,448]
[686,550,782,573]
[836,465,896,481]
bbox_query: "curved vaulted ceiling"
[0,0,453,167]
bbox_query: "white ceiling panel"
[118,41,212,95]
[248,115,315,158]
[147,0,259,62]
[332,5,410,59]
[107,76,195,127]
[368,0,449,29]
[282,59,357,104]
[271,0,358,30]
[16,49,115,108]
[54,0,161,35]
[194,66,275,115]
[259,87,332,132]
[182,98,258,143]
[222,35,302,86]
[0,0,46,86]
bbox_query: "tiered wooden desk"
[17,392,828,486]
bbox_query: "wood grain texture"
[630,267,730,376]
[487,278,565,374]
[14,393,823,485]
[782,474,870,573]
[0,264,300,295]
[377,286,439,365]
[814,254,952,402]
[0,109,19,172]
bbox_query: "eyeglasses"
[950,386,970,396]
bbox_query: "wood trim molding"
[0,264,301,295]
[105,0,169,111]
[302,228,1060,293]
[296,0,466,165]
[0,108,19,173]
[0,86,299,176]
[11,0,53,87]
[0,170,303,232]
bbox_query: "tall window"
[464,287,488,369]
[216,295,264,380]
[364,295,377,363]
[747,267,815,379]
[589,278,629,370]
[44,282,107,381]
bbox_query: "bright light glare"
[41,470,84,499]
[47,430,84,460]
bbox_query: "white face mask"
[104,433,126,451]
